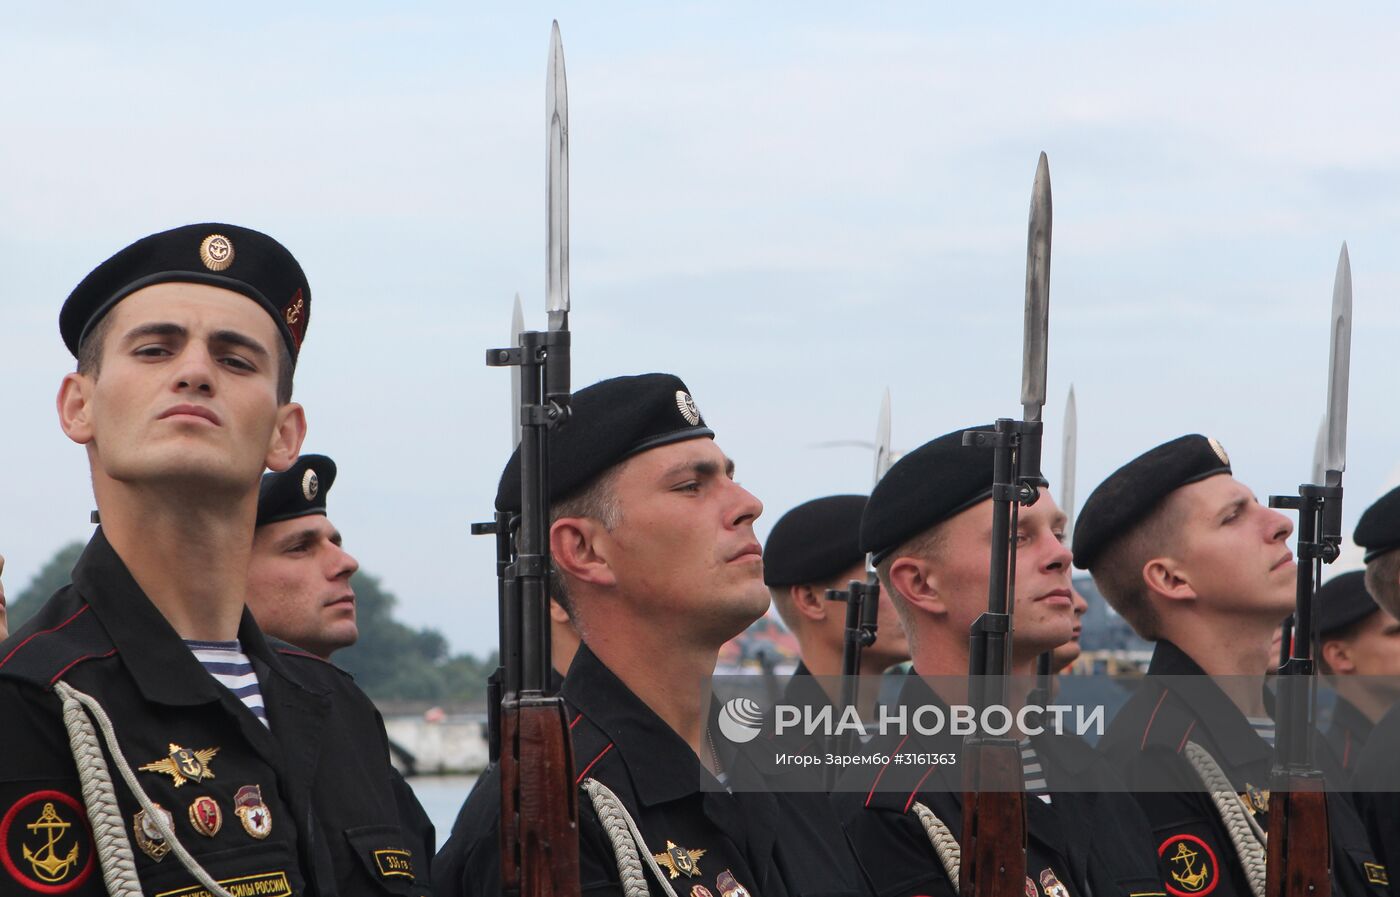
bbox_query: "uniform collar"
[73,527,294,706]
[1147,639,1273,769]
[562,644,714,806]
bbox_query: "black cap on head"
[763,495,868,588]
[1315,570,1381,638]
[861,426,1038,566]
[494,373,714,513]
[257,455,336,527]
[1354,485,1400,564]
[62,223,311,362]
[1072,434,1232,570]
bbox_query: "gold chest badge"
[140,743,219,787]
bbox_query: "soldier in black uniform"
[1346,485,1400,893]
[1313,569,1400,777]
[0,225,429,895]
[763,495,909,721]
[833,427,1163,897]
[433,373,868,897]
[1075,434,1389,897]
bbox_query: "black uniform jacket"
[1097,639,1388,897]
[1320,695,1373,781]
[833,673,1164,897]
[0,530,430,896]
[434,644,867,897]
[1350,701,1400,896]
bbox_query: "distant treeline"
[7,541,494,704]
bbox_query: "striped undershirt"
[186,640,269,729]
[1019,739,1052,804]
[1247,716,1276,749]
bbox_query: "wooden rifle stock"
[500,696,580,897]
[960,739,1028,897]
[1264,778,1330,897]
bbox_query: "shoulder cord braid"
[910,801,961,890]
[580,777,682,897]
[55,681,235,897]
[1182,740,1267,897]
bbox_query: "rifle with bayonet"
[825,389,893,782]
[483,23,580,897]
[1263,244,1352,897]
[958,152,1051,897]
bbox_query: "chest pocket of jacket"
[344,824,419,894]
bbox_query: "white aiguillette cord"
[55,681,235,897]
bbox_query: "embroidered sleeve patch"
[1365,862,1389,886]
[1157,833,1219,897]
[154,869,292,897]
[1,790,96,894]
[374,848,415,881]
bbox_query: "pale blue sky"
[4,3,1400,655]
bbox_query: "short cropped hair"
[1364,549,1400,621]
[1085,496,1185,641]
[874,526,947,654]
[548,465,623,618]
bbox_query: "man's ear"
[264,402,307,472]
[1321,639,1354,675]
[789,584,830,624]
[551,517,617,589]
[57,373,95,445]
[1143,556,1197,603]
[887,556,946,618]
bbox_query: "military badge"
[676,391,701,426]
[234,785,272,839]
[1,790,95,892]
[199,234,235,272]
[1038,868,1070,897]
[139,743,219,787]
[654,840,705,879]
[1207,436,1229,466]
[691,886,716,897]
[188,796,222,837]
[1365,863,1389,886]
[1157,833,1218,896]
[1025,876,1038,897]
[133,804,174,861]
[716,870,751,897]
[1242,783,1269,817]
[302,468,319,501]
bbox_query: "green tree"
[8,541,85,630]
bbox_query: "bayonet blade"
[1021,152,1052,421]
[873,388,892,486]
[511,293,524,448]
[546,21,570,331]
[1311,414,1326,487]
[1061,384,1077,539]
[1324,242,1351,482]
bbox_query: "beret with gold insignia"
[257,454,336,527]
[495,373,714,513]
[764,495,867,587]
[860,425,1046,566]
[1315,570,1381,637]
[1354,484,1400,563]
[61,223,311,362]
[1072,434,1231,570]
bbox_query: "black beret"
[1354,485,1400,563]
[257,455,336,527]
[1073,434,1231,570]
[62,223,310,362]
[763,495,868,587]
[1314,570,1380,638]
[495,373,714,513]
[862,426,1038,565]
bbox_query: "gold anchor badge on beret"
[302,468,319,501]
[199,234,234,272]
[234,785,272,839]
[139,743,219,787]
[133,804,174,861]
[654,841,705,879]
[675,391,701,426]
[188,796,222,837]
